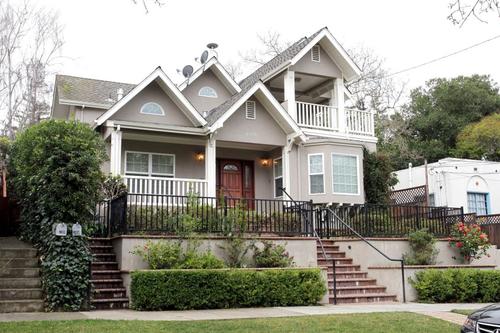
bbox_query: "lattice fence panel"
[389,185,427,205]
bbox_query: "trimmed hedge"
[411,269,500,303]
[131,268,326,310]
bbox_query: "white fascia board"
[289,29,361,82]
[302,128,378,144]
[94,67,206,128]
[178,57,241,94]
[59,99,110,110]
[105,120,209,136]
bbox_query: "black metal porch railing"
[92,193,314,237]
[316,204,463,238]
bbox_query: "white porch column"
[282,135,294,199]
[205,135,216,198]
[110,128,122,176]
[283,69,296,121]
[333,76,347,133]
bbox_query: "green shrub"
[131,268,326,310]
[9,120,106,310]
[131,240,182,269]
[404,229,438,265]
[179,250,225,269]
[411,269,500,303]
[254,241,294,268]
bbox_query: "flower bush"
[449,222,491,263]
[254,241,294,268]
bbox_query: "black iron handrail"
[279,187,339,305]
[323,207,406,303]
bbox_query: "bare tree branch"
[448,0,500,26]
[240,31,291,66]
[131,0,164,14]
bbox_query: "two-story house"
[51,27,376,205]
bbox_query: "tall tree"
[402,75,500,163]
[0,1,63,138]
[454,113,500,161]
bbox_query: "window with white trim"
[198,86,218,98]
[125,151,174,177]
[467,192,488,215]
[311,45,321,62]
[274,158,283,198]
[140,102,165,116]
[332,154,358,194]
[308,154,324,194]
[245,101,256,120]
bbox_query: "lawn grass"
[0,312,458,333]
[451,309,475,316]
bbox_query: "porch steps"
[89,238,129,310]
[317,239,397,304]
[0,239,44,313]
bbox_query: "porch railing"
[93,193,314,236]
[296,101,337,130]
[316,204,463,238]
[123,176,208,197]
[346,108,374,136]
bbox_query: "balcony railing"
[123,175,208,197]
[296,101,337,130]
[346,108,374,136]
[295,101,375,137]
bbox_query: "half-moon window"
[198,86,218,98]
[140,102,165,116]
[223,164,239,171]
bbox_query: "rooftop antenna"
[207,42,218,58]
[182,65,194,78]
[200,50,209,64]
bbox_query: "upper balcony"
[295,101,375,137]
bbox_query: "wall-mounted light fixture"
[195,152,205,161]
[260,158,271,167]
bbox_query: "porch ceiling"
[216,140,281,152]
[121,129,206,146]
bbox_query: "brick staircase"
[0,243,44,312]
[89,238,128,309]
[317,239,397,304]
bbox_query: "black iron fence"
[91,193,313,237]
[316,204,463,238]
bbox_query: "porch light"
[260,158,271,167]
[195,152,205,161]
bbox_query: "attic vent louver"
[311,45,320,62]
[245,101,256,120]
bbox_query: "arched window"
[198,86,218,98]
[140,102,165,116]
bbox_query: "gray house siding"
[291,44,342,78]
[182,69,232,114]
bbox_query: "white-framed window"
[125,151,175,177]
[273,157,283,198]
[308,153,324,194]
[198,86,218,98]
[245,100,256,120]
[140,102,165,116]
[467,192,489,215]
[311,45,321,62]
[332,154,359,195]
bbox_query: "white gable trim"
[177,57,241,94]
[290,29,361,81]
[209,82,304,140]
[94,67,206,127]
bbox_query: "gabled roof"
[240,27,360,90]
[177,57,241,94]
[94,67,207,127]
[207,81,304,139]
[55,75,136,109]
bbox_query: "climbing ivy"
[9,120,106,311]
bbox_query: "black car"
[462,304,500,333]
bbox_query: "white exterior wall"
[394,158,500,214]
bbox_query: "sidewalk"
[0,302,484,322]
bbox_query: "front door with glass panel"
[217,159,254,202]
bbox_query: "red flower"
[480,233,487,240]
[456,242,463,248]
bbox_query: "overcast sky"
[27,0,500,98]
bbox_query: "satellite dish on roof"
[200,50,209,64]
[182,65,193,78]
[207,43,218,50]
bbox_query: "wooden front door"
[217,159,254,200]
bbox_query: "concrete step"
[91,270,121,280]
[0,299,44,313]
[0,268,40,278]
[89,238,112,246]
[316,251,346,259]
[333,278,378,287]
[333,285,387,295]
[329,293,397,304]
[317,257,353,265]
[89,245,114,254]
[0,258,39,268]
[328,271,368,279]
[93,253,116,261]
[0,248,37,259]
[91,262,119,270]
[93,288,127,300]
[91,298,129,310]
[316,244,339,251]
[91,279,125,289]
[0,278,41,289]
[0,288,43,300]
[322,264,361,272]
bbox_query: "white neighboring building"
[394,158,500,215]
